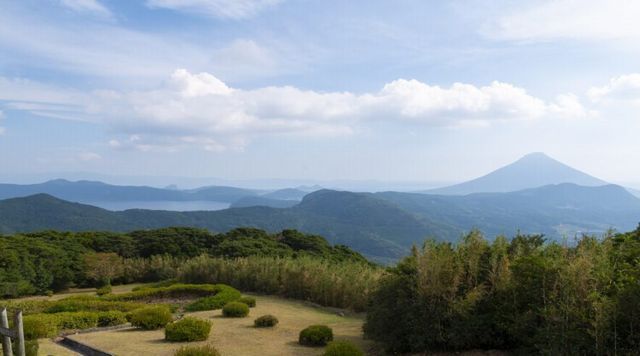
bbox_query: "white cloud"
[0,69,588,152]
[484,0,640,41]
[146,0,283,19]
[60,0,111,17]
[78,152,102,161]
[588,74,640,104]
[0,110,4,135]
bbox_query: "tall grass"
[176,255,383,311]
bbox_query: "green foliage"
[165,317,212,342]
[323,341,364,356]
[254,314,278,327]
[97,310,127,327]
[43,296,145,314]
[299,325,333,346]
[222,302,249,317]
[364,229,640,354]
[96,284,112,296]
[129,306,173,330]
[1,226,366,298]
[174,344,221,356]
[54,311,99,329]
[25,340,38,356]
[105,283,237,302]
[184,285,241,311]
[238,296,256,307]
[178,255,383,311]
[22,314,59,339]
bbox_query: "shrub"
[184,285,241,312]
[254,314,278,328]
[96,285,112,296]
[239,296,256,307]
[222,302,249,317]
[174,344,221,356]
[25,340,38,356]
[165,317,212,342]
[22,314,59,339]
[44,296,144,314]
[106,283,239,303]
[323,340,364,356]
[97,311,127,327]
[55,311,99,329]
[299,325,333,346]
[129,306,172,330]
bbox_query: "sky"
[1,0,640,189]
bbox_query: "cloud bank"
[0,69,593,151]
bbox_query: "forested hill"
[2,184,640,261]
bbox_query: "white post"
[12,311,24,356]
[0,308,12,356]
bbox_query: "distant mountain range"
[1,153,639,262]
[428,152,608,195]
[2,183,639,262]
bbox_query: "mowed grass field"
[67,294,377,356]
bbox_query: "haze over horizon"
[2,1,640,186]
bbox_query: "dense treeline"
[0,227,369,298]
[364,227,640,354]
[177,255,382,311]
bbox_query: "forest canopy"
[0,227,368,298]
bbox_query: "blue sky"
[1,0,640,188]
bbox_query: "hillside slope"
[2,184,639,261]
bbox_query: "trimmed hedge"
[185,285,242,312]
[105,283,239,303]
[25,340,38,356]
[97,310,128,327]
[165,317,212,342]
[174,344,221,356]
[239,296,256,307]
[222,302,249,318]
[44,296,145,314]
[323,340,364,356]
[254,314,278,328]
[299,325,333,346]
[96,285,112,296]
[55,311,99,330]
[129,306,173,330]
[23,314,59,339]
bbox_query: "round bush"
[97,311,127,327]
[323,340,364,356]
[222,302,249,318]
[299,325,333,346]
[165,317,212,342]
[239,296,256,307]
[25,340,38,356]
[129,306,173,330]
[254,314,278,328]
[23,315,59,339]
[96,285,112,296]
[55,312,99,330]
[174,344,221,356]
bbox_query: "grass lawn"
[38,338,79,355]
[18,283,146,301]
[68,294,377,356]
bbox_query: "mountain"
[428,153,608,195]
[378,183,640,239]
[261,188,310,201]
[0,179,259,204]
[231,196,300,209]
[2,184,639,262]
